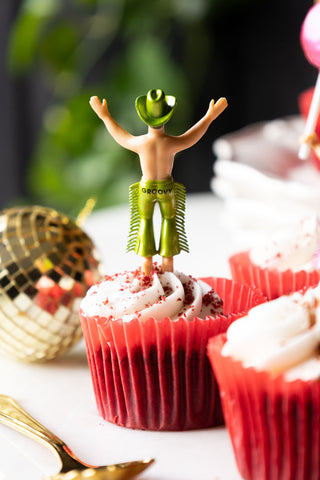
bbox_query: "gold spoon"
[0,395,154,480]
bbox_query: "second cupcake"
[229,216,320,299]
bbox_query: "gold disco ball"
[0,205,102,362]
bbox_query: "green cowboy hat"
[135,89,176,127]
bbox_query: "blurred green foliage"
[7,0,248,214]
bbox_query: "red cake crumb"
[203,289,223,315]
[182,280,195,306]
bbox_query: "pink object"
[301,3,320,68]
[299,4,320,160]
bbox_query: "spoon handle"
[0,394,84,471]
[0,394,155,478]
[0,394,62,442]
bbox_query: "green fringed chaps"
[127,177,189,258]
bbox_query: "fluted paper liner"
[80,277,266,431]
[229,250,320,300]
[207,334,320,480]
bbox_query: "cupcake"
[229,215,320,299]
[80,267,266,430]
[208,284,320,480]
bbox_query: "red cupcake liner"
[229,250,320,300]
[80,277,266,431]
[207,334,320,480]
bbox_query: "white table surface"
[0,193,243,480]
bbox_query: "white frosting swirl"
[80,269,223,322]
[249,216,320,272]
[223,285,320,380]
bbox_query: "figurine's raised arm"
[170,97,228,153]
[89,96,138,152]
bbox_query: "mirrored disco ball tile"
[0,206,102,362]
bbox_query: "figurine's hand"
[89,96,109,119]
[299,131,319,147]
[208,97,228,120]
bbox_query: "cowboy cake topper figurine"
[90,89,228,274]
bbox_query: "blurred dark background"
[0,0,316,215]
